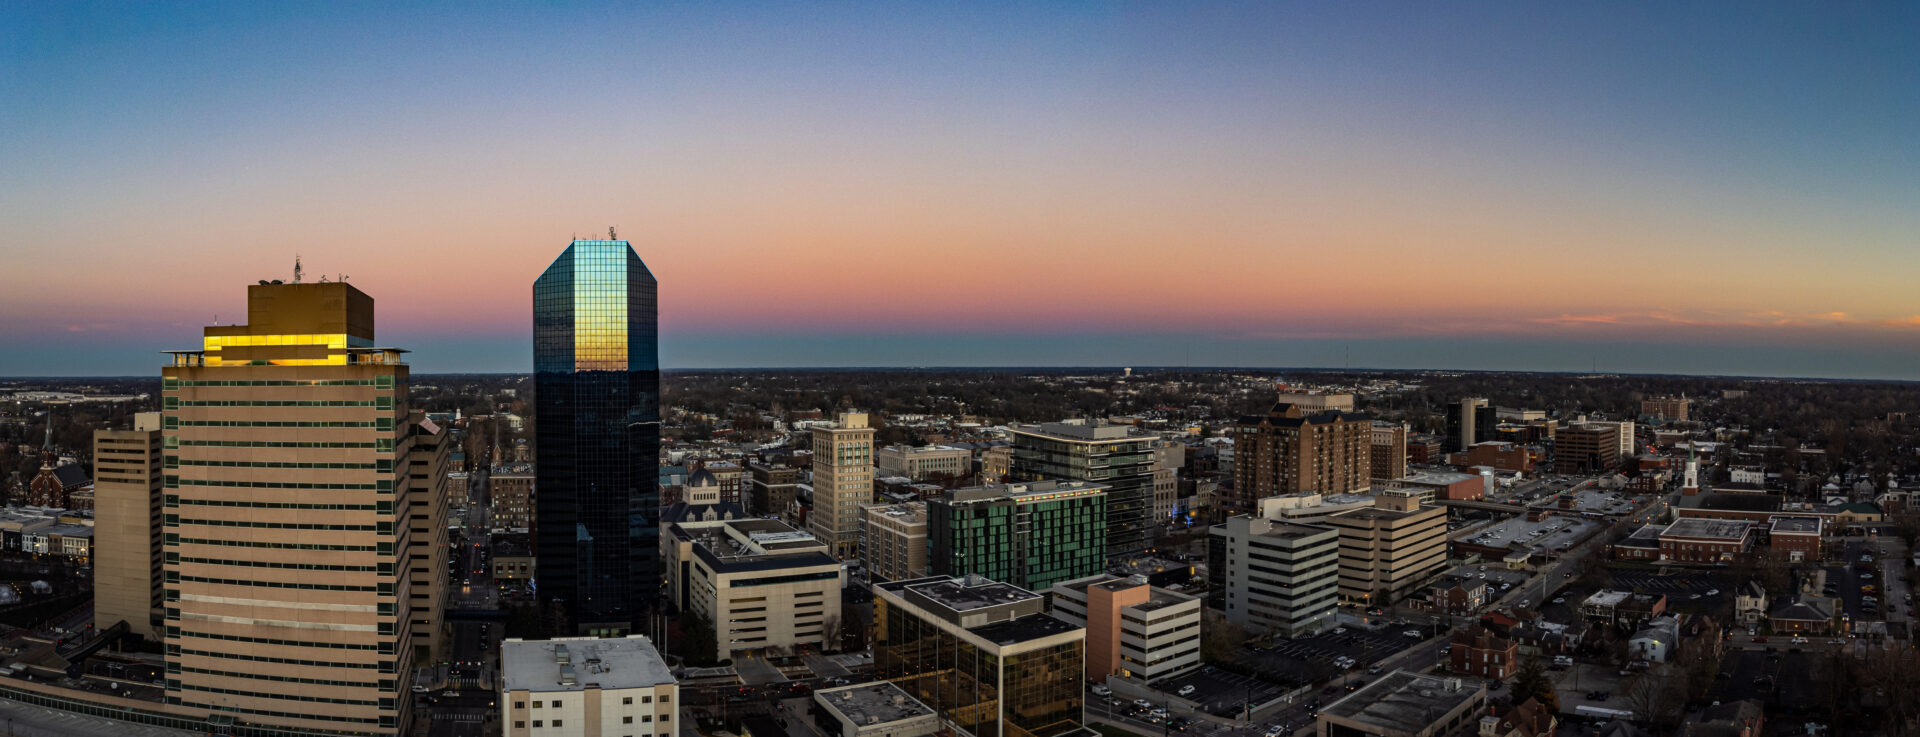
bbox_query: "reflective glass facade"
[1009,431,1153,560]
[534,240,660,633]
[874,596,1084,737]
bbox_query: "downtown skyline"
[5,2,1920,379]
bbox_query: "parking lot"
[1226,624,1424,688]
[1604,567,1730,612]
[1152,667,1293,717]
[1705,648,1817,709]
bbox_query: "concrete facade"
[1207,515,1340,636]
[811,413,875,558]
[664,518,844,654]
[502,636,678,737]
[1326,493,1447,605]
[93,413,164,641]
[1050,574,1202,684]
[862,502,928,584]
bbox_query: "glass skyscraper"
[534,238,660,634]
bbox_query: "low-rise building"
[1480,698,1555,737]
[664,518,844,654]
[1450,624,1516,680]
[1581,590,1667,629]
[1733,580,1767,629]
[1769,595,1837,634]
[501,636,678,737]
[1051,574,1202,684]
[1316,670,1487,737]
[1768,517,1822,562]
[1628,616,1680,663]
[1610,525,1663,561]
[1657,519,1754,564]
[876,445,973,482]
[1394,470,1486,502]
[1431,579,1490,616]
[812,682,942,737]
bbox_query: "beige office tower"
[95,412,165,640]
[160,282,444,735]
[809,411,873,558]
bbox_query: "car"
[411,685,430,694]
[1150,707,1168,718]
[1862,572,1875,580]
[1133,699,1154,709]
[440,690,459,698]
[1177,685,1197,697]
[1403,630,1422,638]
[1440,645,1451,654]
[1552,597,1566,605]
[1519,599,1530,608]
[1368,665,1384,675]
[1706,589,1719,596]
[1689,593,1702,600]
[1791,636,1809,644]
[1332,627,1347,635]
[1499,582,1512,590]
[1092,685,1111,696]
[1265,726,1287,737]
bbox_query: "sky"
[3,2,1918,378]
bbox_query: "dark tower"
[533,238,661,634]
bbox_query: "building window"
[625,716,634,724]
[533,721,542,728]
[623,697,633,705]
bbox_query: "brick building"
[1450,623,1517,679]
[1230,403,1372,511]
[1658,519,1755,564]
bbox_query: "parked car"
[1092,684,1111,696]
[1133,698,1154,709]
[1402,630,1422,638]
[1791,636,1809,644]
[1177,685,1197,697]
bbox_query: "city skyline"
[5,3,1920,379]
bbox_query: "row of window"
[167,419,389,429]
[170,536,377,551]
[178,664,379,689]
[174,695,381,723]
[171,497,380,511]
[176,439,386,449]
[174,459,383,470]
[176,556,380,573]
[169,399,384,407]
[176,647,376,669]
[171,478,382,490]
[168,626,382,651]
[175,574,377,592]
[171,518,379,531]
[165,377,392,387]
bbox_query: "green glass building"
[927,481,1108,593]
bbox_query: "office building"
[93,412,164,641]
[664,518,842,654]
[746,462,800,518]
[1446,399,1494,453]
[861,501,927,584]
[927,481,1108,592]
[534,237,662,634]
[1206,515,1340,636]
[1050,574,1202,683]
[1554,424,1623,474]
[1275,390,1355,413]
[406,417,453,664]
[501,636,677,737]
[813,682,942,737]
[874,575,1087,737]
[1369,422,1407,482]
[490,468,534,533]
[1230,404,1372,512]
[876,445,973,482]
[1009,420,1154,560]
[811,412,875,558]
[160,281,441,734]
[704,461,745,505]
[1325,492,1447,605]
[1640,396,1690,422]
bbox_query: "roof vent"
[560,664,576,686]
[555,644,571,665]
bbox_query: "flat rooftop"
[816,681,936,726]
[884,576,1042,612]
[1770,516,1822,534]
[502,636,675,693]
[1679,492,1782,513]
[1403,470,1479,485]
[1584,590,1632,608]
[1661,518,1754,541]
[1322,670,1483,728]
[1457,515,1598,551]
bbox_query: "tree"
[1621,666,1685,725]
[1511,653,1559,712]
[679,609,720,666]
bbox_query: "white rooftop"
[502,636,675,693]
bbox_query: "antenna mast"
[294,255,304,284]
[609,226,618,240]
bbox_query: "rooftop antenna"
[609,226,618,240]
[293,255,303,284]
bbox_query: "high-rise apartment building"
[1446,399,1494,453]
[1206,516,1340,636]
[94,412,163,641]
[1640,396,1690,422]
[534,238,661,634]
[1009,421,1154,560]
[1555,423,1624,474]
[927,481,1108,592]
[1230,404,1372,512]
[160,281,442,734]
[1369,421,1408,482]
[1325,492,1446,605]
[874,576,1087,737]
[810,411,874,558]
[862,501,928,584]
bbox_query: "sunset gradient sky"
[4,2,1918,377]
